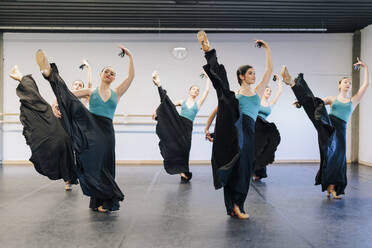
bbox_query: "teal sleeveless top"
[329,98,353,123]
[236,93,261,121]
[89,88,117,120]
[180,100,198,122]
[258,105,271,120]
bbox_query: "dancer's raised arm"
[269,74,283,107]
[81,59,93,89]
[255,40,273,97]
[72,88,93,98]
[115,45,135,100]
[197,71,211,109]
[352,57,369,107]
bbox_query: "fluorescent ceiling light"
[0,26,327,32]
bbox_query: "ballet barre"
[0,113,19,116]
[0,120,210,126]
[0,113,209,118]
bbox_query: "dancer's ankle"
[233,204,249,219]
[97,206,108,213]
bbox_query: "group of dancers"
[8,31,369,218]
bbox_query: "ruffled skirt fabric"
[17,75,77,183]
[155,86,193,175]
[253,116,281,178]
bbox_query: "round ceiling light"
[171,47,188,60]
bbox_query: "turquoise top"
[89,88,117,120]
[236,93,261,121]
[258,105,271,120]
[329,98,353,123]
[180,100,198,122]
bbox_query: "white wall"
[2,32,352,162]
[360,25,372,164]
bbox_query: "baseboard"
[358,160,372,167]
[115,160,211,165]
[273,160,320,164]
[0,159,354,166]
[1,160,33,166]
[0,160,211,166]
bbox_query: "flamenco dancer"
[9,66,78,190]
[35,44,134,212]
[281,57,368,199]
[152,70,210,183]
[199,30,272,219]
[253,74,282,181]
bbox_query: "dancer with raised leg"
[281,57,368,199]
[35,45,134,212]
[10,66,78,189]
[199,30,272,219]
[253,74,282,181]
[152,70,210,183]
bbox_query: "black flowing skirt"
[253,116,281,178]
[155,86,193,175]
[292,73,347,195]
[16,75,77,183]
[45,64,124,211]
[203,49,252,215]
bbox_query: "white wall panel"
[2,32,352,161]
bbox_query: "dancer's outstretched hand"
[354,57,367,68]
[52,103,62,119]
[82,59,90,67]
[118,44,132,57]
[201,69,208,79]
[205,130,213,142]
[152,109,157,120]
[255,39,269,49]
[292,101,302,109]
[79,59,90,70]
[273,74,282,87]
